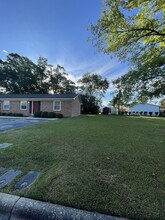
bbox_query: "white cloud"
[2,50,8,53]
[52,51,128,85]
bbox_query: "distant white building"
[129,103,160,116]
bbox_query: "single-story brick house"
[0,94,81,117]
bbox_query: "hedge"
[0,112,23,117]
[34,111,63,118]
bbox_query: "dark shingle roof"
[0,94,78,99]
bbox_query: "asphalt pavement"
[0,117,52,132]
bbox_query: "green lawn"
[0,115,165,220]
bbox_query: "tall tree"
[78,73,109,114]
[90,0,165,102]
[113,56,165,102]
[0,54,76,95]
[78,73,109,100]
[80,94,100,114]
[111,90,123,114]
[90,0,165,65]
[49,65,76,94]
[36,57,50,93]
[0,53,39,94]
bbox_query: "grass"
[0,115,165,220]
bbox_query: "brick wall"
[72,96,81,117]
[0,100,30,116]
[41,101,72,117]
[0,97,81,117]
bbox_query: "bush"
[34,111,42,117]
[55,113,63,118]
[0,112,5,116]
[144,112,147,116]
[129,112,131,115]
[41,111,49,118]
[0,112,23,117]
[155,112,159,116]
[159,112,165,117]
[2,112,7,116]
[140,112,143,115]
[13,113,23,117]
[6,112,14,116]
[149,112,153,116]
[33,111,63,118]
[80,94,99,114]
[48,112,56,118]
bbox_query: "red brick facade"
[0,96,81,117]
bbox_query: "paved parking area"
[0,117,50,132]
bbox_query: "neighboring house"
[102,106,116,115]
[0,94,81,117]
[129,103,160,116]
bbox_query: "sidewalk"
[0,193,130,220]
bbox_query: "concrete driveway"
[0,117,50,132]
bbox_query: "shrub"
[159,112,165,117]
[129,112,131,115]
[140,112,143,115]
[55,113,63,118]
[41,111,49,118]
[0,112,23,117]
[34,111,63,118]
[6,112,14,116]
[155,112,159,116]
[48,112,56,118]
[149,112,153,116]
[0,112,6,116]
[13,113,23,117]
[1,112,7,116]
[34,111,42,117]
[144,112,147,116]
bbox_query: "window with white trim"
[53,101,61,111]
[20,101,27,110]
[3,101,10,110]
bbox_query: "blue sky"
[0,0,128,105]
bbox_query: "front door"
[33,101,40,114]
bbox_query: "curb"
[0,116,58,120]
[0,193,130,220]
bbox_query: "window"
[20,101,27,110]
[53,101,61,111]
[3,101,10,110]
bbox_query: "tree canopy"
[0,53,39,94]
[78,73,109,114]
[0,53,76,94]
[90,0,165,102]
[113,56,165,102]
[78,73,109,98]
[90,0,165,64]
[80,94,100,114]
[49,65,76,94]
[160,98,165,107]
